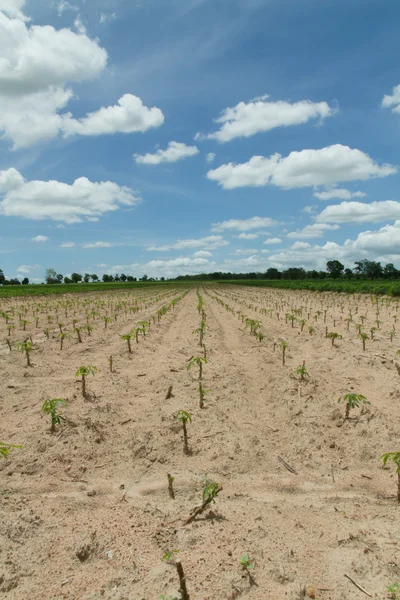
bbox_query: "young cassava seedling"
[338,393,370,419]
[280,340,288,366]
[293,361,310,381]
[387,581,400,599]
[380,452,400,502]
[76,366,98,398]
[162,551,190,600]
[186,480,222,524]
[240,554,256,584]
[327,332,343,346]
[0,442,22,459]
[16,340,33,366]
[177,410,191,454]
[120,332,134,353]
[187,356,208,381]
[167,473,175,499]
[42,398,67,432]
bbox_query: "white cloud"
[74,15,87,35]
[268,222,400,271]
[290,241,311,250]
[137,256,216,278]
[60,242,75,247]
[235,248,259,255]
[147,245,171,252]
[0,8,163,148]
[382,84,400,113]
[99,12,117,25]
[207,145,396,190]
[147,236,228,251]
[287,223,339,239]
[315,201,400,224]
[237,232,259,240]
[313,188,367,201]
[223,255,265,268]
[65,94,164,138]
[134,141,198,165]
[196,96,335,142]
[83,241,112,248]
[17,263,39,273]
[0,168,140,223]
[263,237,282,244]
[206,152,216,163]
[57,1,79,16]
[0,0,27,19]
[193,250,212,257]
[31,235,49,242]
[212,216,277,232]
[173,235,228,250]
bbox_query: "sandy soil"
[1,284,399,600]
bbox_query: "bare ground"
[0,285,399,600]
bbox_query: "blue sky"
[1,0,400,281]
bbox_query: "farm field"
[1,284,399,600]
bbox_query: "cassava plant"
[380,452,400,502]
[120,332,134,353]
[0,442,22,459]
[42,398,67,432]
[187,355,208,380]
[186,480,222,524]
[359,331,369,351]
[162,551,189,600]
[327,332,343,346]
[177,410,191,454]
[280,340,288,365]
[293,360,310,381]
[16,340,33,366]
[75,366,98,398]
[338,393,370,419]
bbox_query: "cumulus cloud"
[268,222,400,270]
[235,248,259,255]
[148,236,228,252]
[382,84,400,113]
[313,188,367,201]
[134,141,198,164]
[237,233,259,240]
[83,241,112,248]
[0,168,141,223]
[263,237,282,244]
[31,235,49,242]
[212,216,277,232]
[17,263,40,273]
[286,223,340,239]
[207,145,396,190]
[206,152,216,163]
[147,245,171,252]
[315,201,400,224]
[196,96,335,142]
[0,7,163,147]
[0,0,26,19]
[193,250,212,257]
[65,94,164,138]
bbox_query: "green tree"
[326,260,344,279]
[91,274,99,282]
[0,269,5,285]
[83,273,90,283]
[120,273,127,282]
[22,277,29,285]
[71,273,82,283]
[45,268,58,284]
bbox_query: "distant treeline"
[1,259,400,287]
[174,260,400,281]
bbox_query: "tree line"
[0,259,399,286]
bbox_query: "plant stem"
[176,559,190,600]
